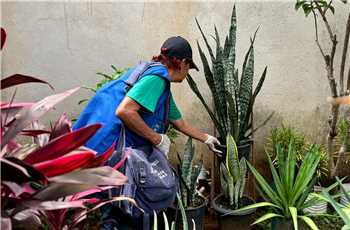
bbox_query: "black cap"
[161,36,199,71]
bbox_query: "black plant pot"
[167,198,207,230]
[212,194,256,230]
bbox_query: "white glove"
[155,134,171,158]
[204,135,222,154]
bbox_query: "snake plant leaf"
[226,134,240,182]
[226,91,239,140]
[177,193,189,230]
[239,157,247,199]
[190,164,202,202]
[234,175,241,208]
[224,4,237,60]
[220,163,229,198]
[245,111,274,138]
[239,44,254,139]
[195,18,215,63]
[196,41,216,97]
[181,137,194,187]
[252,66,268,102]
[186,75,225,139]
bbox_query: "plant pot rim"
[211,194,256,216]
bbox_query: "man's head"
[153,36,198,82]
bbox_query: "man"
[73,36,221,229]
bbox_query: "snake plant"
[179,137,203,208]
[220,134,247,209]
[187,4,272,143]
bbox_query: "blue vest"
[73,62,172,154]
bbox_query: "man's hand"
[204,135,222,156]
[155,134,171,157]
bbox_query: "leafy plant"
[187,4,272,144]
[235,140,321,230]
[295,0,350,179]
[220,134,247,209]
[0,28,129,230]
[313,177,350,230]
[178,137,203,208]
[266,124,328,183]
[78,65,127,105]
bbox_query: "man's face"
[178,59,190,82]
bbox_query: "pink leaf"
[24,123,101,165]
[33,151,96,177]
[86,143,115,168]
[1,87,80,148]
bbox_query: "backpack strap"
[124,62,164,92]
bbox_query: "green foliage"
[178,137,203,208]
[78,65,127,105]
[295,0,337,17]
[166,124,179,144]
[220,134,247,209]
[266,124,329,183]
[234,140,321,230]
[337,117,350,152]
[187,4,271,143]
[313,177,350,229]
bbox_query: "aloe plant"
[187,4,272,143]
[220,134,247,209]
[178,137,203,208]
[234,140,321,230]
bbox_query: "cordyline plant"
[178,137,203,208]
[0,28,131,230]
[187,5,272,144]
[295,0,350,179]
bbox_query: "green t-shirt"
[126,75,182,121]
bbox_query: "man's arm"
[171,119,209,143]
[116,96,161,145]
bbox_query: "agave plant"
[220,134,247,209]
[187,4,272,144]
[235,140,321,230]
[1,28,129,230]
[178,137,203,208]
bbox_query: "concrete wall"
[2,1,349,169]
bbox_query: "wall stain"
[63,1,72,53]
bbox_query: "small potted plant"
[211,135,256,229]
[169,137,207,230]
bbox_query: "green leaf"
[252,213,283,225]
[177,193,189,230]
[153,210,158,230]
[289,207,298,230]
[299,216,319,230]
[227,202,280,215]
[226,134,240,182]
[295,1,307,11]
[186,75,224,139]
[163,212,170,230]
[247,161,282,207]
[181,137,194,187]
[195,18,215,63]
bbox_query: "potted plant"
[266,124,329,214]
[187,4,272,160]
[211,134,256,229]
[235,140,321,230]
[169,137,207,230]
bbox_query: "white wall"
[2,1,349,166]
